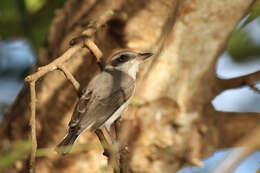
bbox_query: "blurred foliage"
[130,98,141,106]
[227,1,260,61]
[0,0,65,53]
[0,141,31,171]
[25,0,47,13]
[0,141,100,171]
[227,29,260,61]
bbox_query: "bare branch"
[95,129,120,173]
[84,39,103,62]
[215,70,260,94]
[29,81,37,173]
[116,120,134,173]
[70,35,105,70]
[25,0,123,83]
[214,111,260,149]
[58,64,80,92]
[25,45,82,83]
[211,126,260,173]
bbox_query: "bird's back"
[69,69,135,133]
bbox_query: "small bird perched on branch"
[56,50,153,154]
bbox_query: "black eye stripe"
[111,54,130,66]
[111,60,120,66]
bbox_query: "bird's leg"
[115,118,121,140]
[105,126,116,144]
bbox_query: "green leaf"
[0,0,20,23]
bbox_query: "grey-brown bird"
[57,50,152,154]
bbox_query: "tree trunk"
[1,0,259,172]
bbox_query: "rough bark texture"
[0,0,259,173]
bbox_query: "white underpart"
[103,98,132,130]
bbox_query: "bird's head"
[105,50,153,78]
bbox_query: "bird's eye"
[111,54,130,66]
[117,55,128,62]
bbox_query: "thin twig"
[95,129,120,173]
[25,0,122,83]
[115,120,135,173]
[84,39,103,61]
[29,81,37,173]
[25,45,82,83]
[25,38,105,83]
[58,65,80,91]
[85,39,105,70]
[70,35,105,70]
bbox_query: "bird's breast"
[103,98,132,129]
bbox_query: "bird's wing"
[68,88,93,129]
[68,81,135,133]
[89,85,134,131]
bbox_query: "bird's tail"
[56,131,79,155]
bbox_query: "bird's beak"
[136,53,153,61]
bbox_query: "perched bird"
[56,50,152,154]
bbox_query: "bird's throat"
[127,63,139,79]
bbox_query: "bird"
[56,50,153,154]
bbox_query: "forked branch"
[95,130,121,173]
[24,1,123,171]
[215,70,260,94]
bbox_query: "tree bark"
[0,0,259,173]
